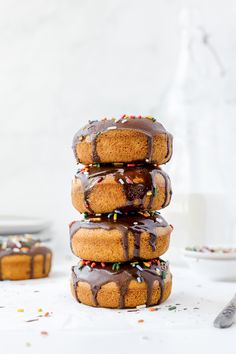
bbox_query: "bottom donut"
[71,258,172,308]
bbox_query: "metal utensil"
[214,294,236,328]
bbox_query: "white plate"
[183,248,236,281]
[0,215,51,235]
[183,249,236,260]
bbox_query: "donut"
[0,235,52,280]
[70,212,173,262]
[71,258,172,308]
[72,164,172,214]
[72,116,173,165]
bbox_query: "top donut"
[72,115,173,165]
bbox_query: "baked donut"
[71,258,172,308]
[72,164,172,214]
[0,235,52,280]
[72,116,173,165]
[70,212,173,262]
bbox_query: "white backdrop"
[0,0,236,255]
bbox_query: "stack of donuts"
[70,115,173,308]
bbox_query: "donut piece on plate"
[0,235,52,280]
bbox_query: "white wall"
[0,0,235,254]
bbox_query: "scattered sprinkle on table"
[168,306,177,311]
[40,331,48,336]
[26,319,39,323]
[17,308,24,312]
[148,307,158,312]
[138,319,144,323]
[136,304,146,309]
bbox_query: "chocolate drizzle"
[157,169,172,208]
[0,236,52,280]
[71,258,168,308]
[164,133,170,161]
[147,135,153,162]
[75,164,172,213]
[70,212,169,261]
[72,117,173,164]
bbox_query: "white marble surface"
[0,262,236,354]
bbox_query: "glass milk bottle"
[159,9,236,260]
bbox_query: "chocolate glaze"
[71,259,169,308]
[70,212,169,261]
[72,117,173,163]
[75,165,172,213]
[164,132,172,163]
[0,236,52,280]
